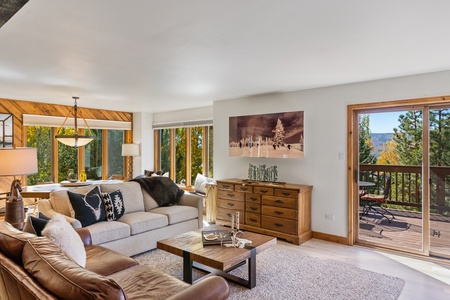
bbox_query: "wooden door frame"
[347,96,450,254]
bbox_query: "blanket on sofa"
[131,177,184,207]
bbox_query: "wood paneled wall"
[0,97,133,201]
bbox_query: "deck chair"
[360,176,395,223]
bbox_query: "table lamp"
[122,143,139,181]
[0,147,38,229]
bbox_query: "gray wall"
[213,70,450,237]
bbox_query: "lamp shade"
[55,135,94,147]
[0,147,38,176]
[122,144,139,156]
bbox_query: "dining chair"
[360,176,395,223]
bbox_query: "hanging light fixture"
[55,97,94,147]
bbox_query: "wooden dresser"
[215,178,313,245]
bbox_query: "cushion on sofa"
[0,221,36,266]
[22,237,126,300]
[23,212,50,236]
[87,221,131,245]
[85,245,138,276]
[118,212,168,235]
[68,186,106,227]
[100,182,145,213]
[142,189,159,211]
[150,206,198,225]
[102,190,125,221]
[50,185,101,216]
[41,214,86,267]
[109,264,189,299]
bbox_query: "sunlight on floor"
[377,251,450,285]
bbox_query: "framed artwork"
[229,111,304,158]
[0,113,13,148]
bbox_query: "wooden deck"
[359,207,450,257]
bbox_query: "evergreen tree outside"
[175,128,186,184]
[429,109,450,166]
[27,126,52,185]
[359,115,377,164]
[190,127,203,183]
[107,130,124,177]
[208,126,214,177]
[393,110,423,166]
[160,129,170,174]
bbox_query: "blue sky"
[367,111,404,133]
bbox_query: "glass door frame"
[347,96,450,257]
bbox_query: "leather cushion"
[0,221,36,266]
[85,245,138,276]
[23,237,126,300]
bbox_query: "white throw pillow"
[41,213,87,267]
[194,173,216,194]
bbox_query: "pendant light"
[55,97,94,147]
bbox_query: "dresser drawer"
[246,212,261,227]
[274,189,298,199]
[235,185,253,193]
[218,190,244,201]
[217,182,234,191]
[262,216,297,235]
[246,193,261,203]
[262,206,297,220]
[262,195,297,209]
[218,199,245,211]
[217,207,244,221]
[246,203,261,213]
[254,186,274,195]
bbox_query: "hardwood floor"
[277,239,450,300]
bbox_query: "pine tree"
[359,115,377,164]
[393,111,422,166]
[429,109,450,166]
[272,118,285,148]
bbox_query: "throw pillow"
[41,213,87,267]
[194,173,216,194]
[67,186,106,227]
[67,185,105,218]
[101,189,125,221]
[23,212,50,236]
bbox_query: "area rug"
[133,245,405,300]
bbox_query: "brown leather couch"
[0,221,230,300]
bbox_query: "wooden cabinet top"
[216,178,313,191]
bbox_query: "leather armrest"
[166,276,229,300]
[75,227,92,246]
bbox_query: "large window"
[26,126,127,183]
[155,126,213,186]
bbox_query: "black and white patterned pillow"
[67,186,106,227]
[101,190,125,221]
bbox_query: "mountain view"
[370,133,393,158]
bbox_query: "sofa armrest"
[166,276,229,300]
[75,228,92,246]
[178,193,203,228]
[37,199,82,228]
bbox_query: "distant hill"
[371,133,393,158]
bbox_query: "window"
[26,126,127,183]
[155,126,213,186]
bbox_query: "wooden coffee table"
[157,226,276,289]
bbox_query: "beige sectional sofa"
[38,181,203,256]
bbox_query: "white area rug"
[134,245,405,300]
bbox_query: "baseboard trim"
[312,231,349,245]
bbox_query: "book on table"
[202,230,232,245]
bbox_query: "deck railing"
[359,164,450,214]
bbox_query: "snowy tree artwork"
[229,111,304,158]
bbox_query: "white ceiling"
[1,0,450,113]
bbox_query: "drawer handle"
[227,193,235,197]
[249,197,257,201]
[275,223,284,227]
[275,200,284,204]
[241,187,248,191]
[250,218,257,222]
[250,207,257,211]
[275,211,283,215]
[227,202,235,207]
[223,185,230,189]
[281,192,290,196]
[260,190,269,193]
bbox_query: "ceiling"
[1,0,450,113]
